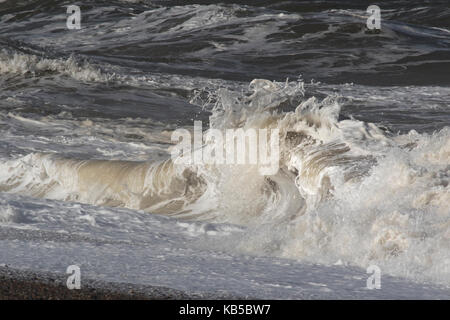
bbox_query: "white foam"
[0,50,110,82]
[0,79,448,286]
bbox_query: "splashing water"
[0,79,448,285]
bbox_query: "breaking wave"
[0,49,111,82]
[0,79,448,284]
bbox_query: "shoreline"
[0,266,229,300]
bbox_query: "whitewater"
[0,0,449,298]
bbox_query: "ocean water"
[0,0,449,297]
